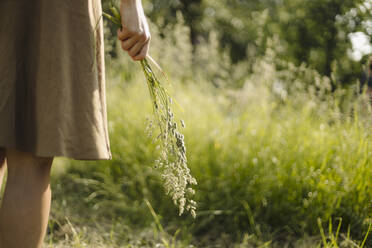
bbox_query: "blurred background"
[46,0,372,247]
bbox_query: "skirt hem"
[0,142,112,161]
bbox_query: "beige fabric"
[0,0,112,160]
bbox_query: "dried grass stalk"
[103,5,197,218]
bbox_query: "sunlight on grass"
[47,16,372,247]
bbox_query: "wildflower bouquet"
[103,4,197,218]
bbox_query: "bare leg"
[0,148,6,197]
[0,148,54,248]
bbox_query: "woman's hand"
[117,0,151,61]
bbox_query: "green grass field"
[45,21,372,247]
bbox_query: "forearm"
[121,0,144,13]
[121,0,141,5]
[118,0,150,60]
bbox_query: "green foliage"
[50,19,372,247]
[117,0,372,86]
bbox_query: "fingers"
[128,41,143,57]
[128,35,150,58]
[121,35,140,51]
[117,27,150,61]
[133,41,150,61]
[117,28,131,41]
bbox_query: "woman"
[0,0,150,247]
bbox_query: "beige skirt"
[0,0,112,160]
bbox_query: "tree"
[103,0,372,86]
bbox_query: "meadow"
[45,19,372,247]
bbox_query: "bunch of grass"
[103,5,197,218]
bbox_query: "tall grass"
[49,14,372,247]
